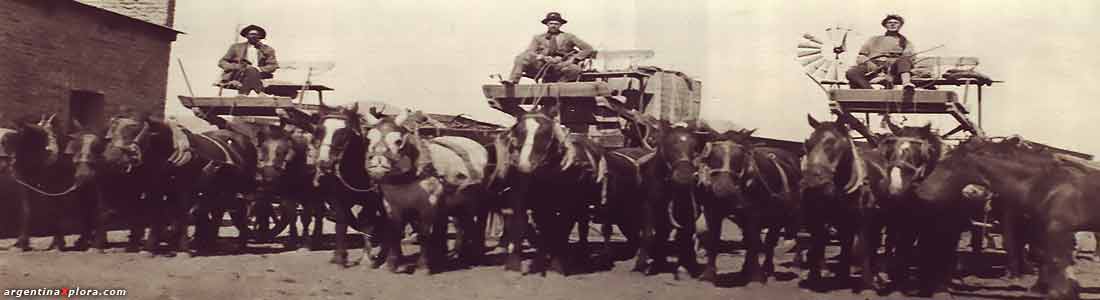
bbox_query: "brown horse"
[876,121,949,291]
[801,115,889,293]
[493,105,605,276]
[254,124,320,250]
[916,136,1100,300]
[630,121,705,277]
[363,109,490,274]
[696,128,802,285]
[309,103,385,267]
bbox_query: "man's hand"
[546,56,563,64]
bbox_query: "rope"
[11,176,81,197]
[334,163,376,193]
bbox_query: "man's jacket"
[523,31,594,62]
[218,42,279,81]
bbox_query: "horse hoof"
[699,270,717,282]
[86,248,104,254]
[747,281,765,289]
[504,257,523,273]
[176,252,192,259]
[138,250,154,258]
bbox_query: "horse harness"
[699,141,792,201]
[880,135,933,180]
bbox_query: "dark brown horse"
[62,121,112,252]
[801,115,889,293]
[363,109,490,274]
[696,128,802,285]
[916,136,1100,300]
[876,121,948,290]
[493,106,604,276]
[309,103,385,267]
[631,121,704,277]
[5,118,65,251]
[254,124,320,250]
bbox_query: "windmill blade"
[797,50,822,58]
[798,42,822,49]
[802,33,824,45]
[823,60,840,82]
[804,57,827,74]
[798,54,824,67]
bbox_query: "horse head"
[697,127,756,200]
[494,105,577,179]
[103,111,156,174]
[880,120,943,197]
[64,119,105,185]
[801,114,859,198]
[650,120,706,186]
[312,103,362,175]
[0,127,20,174]
[363,108,431,180]
[916,136,1052,210]
[256,125,299,190]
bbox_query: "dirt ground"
[1,221,1098,300]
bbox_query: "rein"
[10,174,82,197]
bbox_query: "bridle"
[258,138,295,172]
[105,117,150,171]
[881,135,933,180]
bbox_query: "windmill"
[797,25,858,88]
[281,60,336,104]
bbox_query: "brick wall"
[74,0,174,27]
[0,0,177,238]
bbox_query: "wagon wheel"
[248,197,296,241]
[797,25,860,84]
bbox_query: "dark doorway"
[70,90,104,130]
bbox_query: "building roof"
[65,0,183,37]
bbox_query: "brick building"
[0,0,179,130]
[0,0,178,238]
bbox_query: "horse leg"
[14,189,32,251]
[504,178,530,273]
[89,186,108,253]
[230,195,251,253]
[1036,221,1079,300]
[283,196,300,250]
[859,218,884,293]
[1003,208,1026,278]
[836,223,856,283]
[763,224,782,281]
[742,219,765,285]
[633,198,656,274]
[805,213,828,284]
[330,197,351,267]
[415,207,441,275]
[699,201,724,282]
[384,206,406,274]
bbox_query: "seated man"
[219,24,279,96]
[502,12,594,85]
[845,14,915,90]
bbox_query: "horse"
[696,128,802,285]
[4,117,58,251]
[630,120,705,277]
[363,109,490,274]
[102,111,255,257]
[309,103,385,267]
[916,136,1100,300]
[876,121,950,291]
[597,146,651,268]
[492,105,605,276]
[253,124,321,250]
[800,115,889,293]
[61,119,112,253]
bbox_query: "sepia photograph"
[1,0,1099,299]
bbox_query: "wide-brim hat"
[240,24,267,39]
[541,12,567,25]
[881,14,904,27]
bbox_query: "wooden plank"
[482,82,611,99]
[178,95,295,108]
[829,89,957,103]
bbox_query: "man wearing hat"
[846,14,916,90]
[502,12,594,85]
[218,24,279,96]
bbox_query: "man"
[846,14,915,90]
[219,24,279,96]
[502,12,594,85]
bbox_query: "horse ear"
[540,103,560,119]
[807,114,821,128]
[349,102,359,113]
[883,117,902,134]
[921,122,933,133]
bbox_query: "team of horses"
[1,105,1097,300]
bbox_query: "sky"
[164,0,1100,156]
